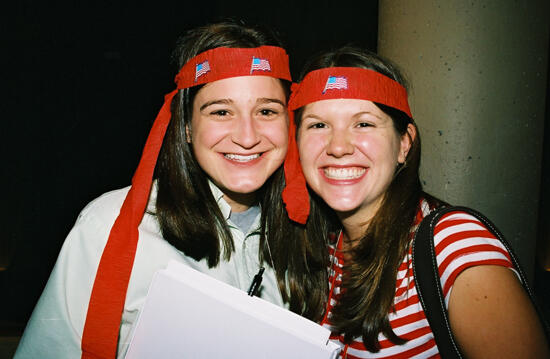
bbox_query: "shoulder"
[63,186,146,260]
[431,209,515,296]
[77,186,131,224]
[75,185,158,226]
[433,210,510,260]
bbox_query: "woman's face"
[297,98,412,220]
[191,76,288,207]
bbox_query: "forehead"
[194,75,286,102]
[302,98,385,116]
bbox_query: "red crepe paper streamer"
[81,46,291,359]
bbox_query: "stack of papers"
[126,260,341,358]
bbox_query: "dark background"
[2,0,549,337]
[1,1,380,333]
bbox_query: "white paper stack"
[126,260,341,358]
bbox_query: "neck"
[338,199,383,249]
[222,191,258,213]
[340,217,368,251]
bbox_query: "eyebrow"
[199,99,232,112]
[199,97,285,112]
[302,113,323,121]
[354,111,384,120]
[303,111,384,121]
[256,98,286,106]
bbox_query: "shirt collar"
[208,180,232,220]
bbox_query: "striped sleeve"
[433,211,517,307]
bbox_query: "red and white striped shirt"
[322,201,515,358]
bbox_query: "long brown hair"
[296,47,432,350]
[154,21,328,320]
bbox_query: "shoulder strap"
[412,206,463,358]
[412,205,549,358]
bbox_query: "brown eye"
[308,123,326,129]
[259,109,277,116]
[211,110,229,116]
[357,122,373,128]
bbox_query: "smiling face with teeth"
[297,98,413,222]
[190,75,288,211]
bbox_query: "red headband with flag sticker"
[282,67,412,225]
[288,67,411,115]
[81,45,291,359]
[175,45,290,88]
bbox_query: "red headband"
[175,45,291,88]
[289,67,411,115]
[81,46,291,359]
[282,67,412,225]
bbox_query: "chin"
[224,181,265,194]
[324,199,362,214]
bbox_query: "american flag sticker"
[195,60,211,81]
[250,57,271,74]
[323,76,348,93]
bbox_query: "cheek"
[353,134,380,159]
[192,120,227,147]
[355,133,400,162]
[297,133,324,168]
[264,120,289,147]
[354,136,371,151]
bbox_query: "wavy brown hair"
[154,21,328,320]
[295,47,442,351]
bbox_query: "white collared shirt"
[15,183,286,358]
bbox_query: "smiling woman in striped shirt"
[283,47,549,358]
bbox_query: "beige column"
[378,1,549,280]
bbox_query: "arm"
[449,265,549,358]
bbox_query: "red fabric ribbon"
[175,45,291,88]
[81,89,176,359]
[81,46,291,359]
[282,109,310,224]
[288,67,411,116]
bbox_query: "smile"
[323,167,366,180]
[224,153,261,162]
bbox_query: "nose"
[326,129,354,157]
[231,114,261,149]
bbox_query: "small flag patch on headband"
[250,57,271,73]
[323,76,348,93]
[195,60,211,81]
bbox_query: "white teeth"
[324,167,366,179]
[224,153,260,162]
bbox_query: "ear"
[398,123,416,164]
[185,124,192,143]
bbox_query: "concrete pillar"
[378,1,549,280]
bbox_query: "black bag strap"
[412,205,550,358]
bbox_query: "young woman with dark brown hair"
[286,47,549,358]
[15,22,326,359]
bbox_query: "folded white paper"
[126,260,341,358]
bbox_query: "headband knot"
[290,82,300,95]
